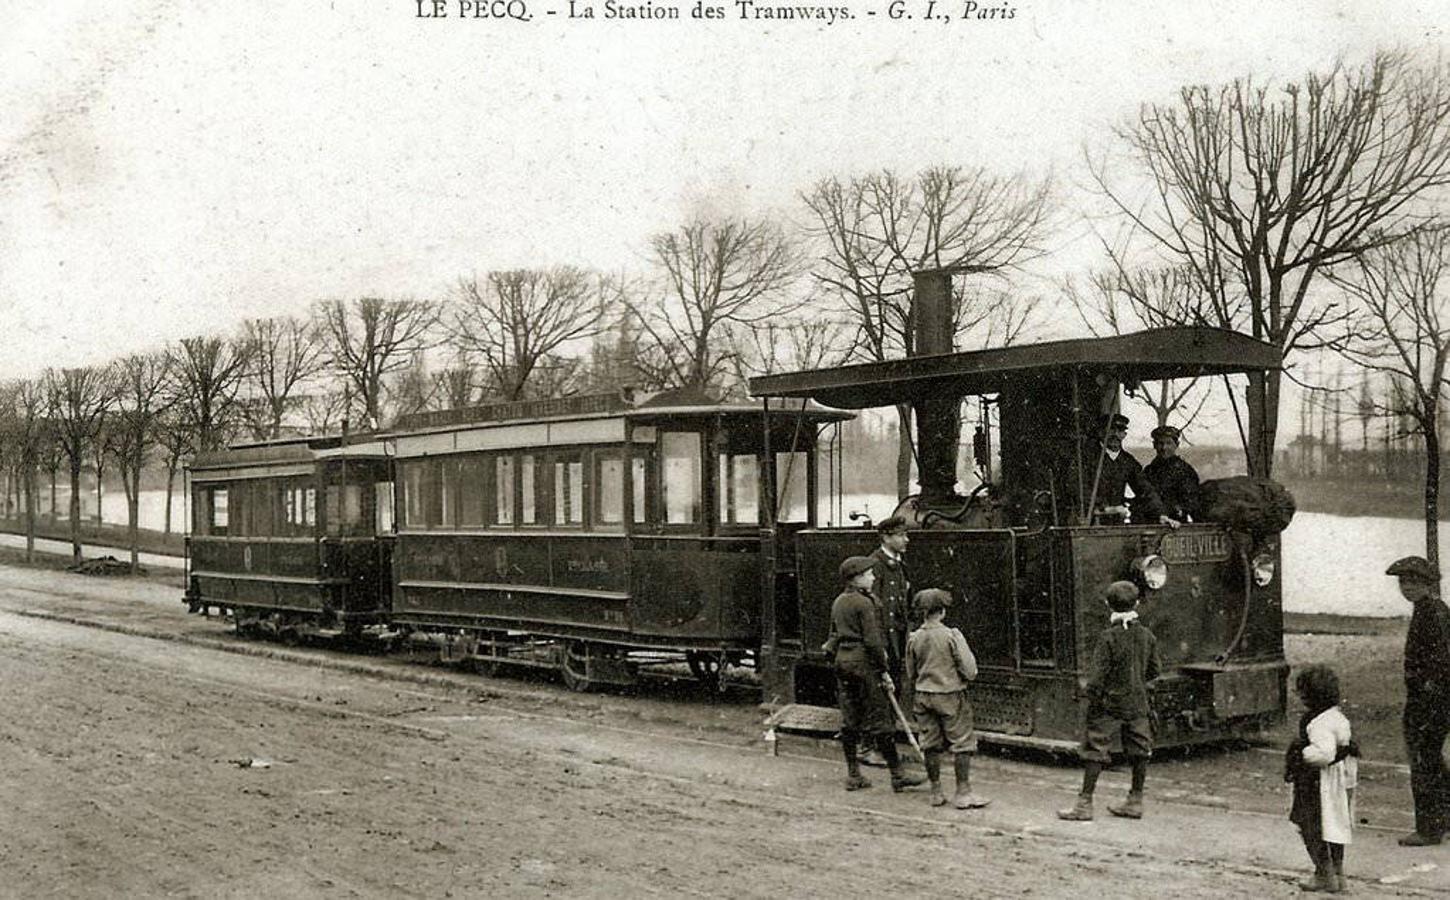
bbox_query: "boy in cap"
[904,587,989,809]
[1059,580,1162,821]
[827,555,925,793]
[1387,555,1450,846]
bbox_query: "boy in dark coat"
[1058,580,1162,821]
[827,555,924,793]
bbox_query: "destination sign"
[1153,531,1233,564]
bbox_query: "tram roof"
[749,327,1282,409]
[189,434,389,475]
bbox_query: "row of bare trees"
[6,50,1450,566]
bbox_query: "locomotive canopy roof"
[748,327,1282,409]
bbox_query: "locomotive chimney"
[912,269,963,509]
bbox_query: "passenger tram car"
[183,324,1292,751]
[184,435,395,640]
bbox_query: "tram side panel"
[191,536,333,615]
[630,536,761,648]
[390,532,632,639]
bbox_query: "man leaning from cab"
[1089,413,1180,529]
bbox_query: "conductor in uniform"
[1143,425,1201,523]
[1087,413,1174,527]
[859,515,911,767]
[1388,555,1450,846]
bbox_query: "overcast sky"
[1,0,1445,387]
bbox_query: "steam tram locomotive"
[184,324,1291,750]
[750,326,1291,750]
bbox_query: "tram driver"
[1086,413,1178,528]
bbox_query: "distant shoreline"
[1279,477,1442,522]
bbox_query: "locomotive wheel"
[560,642,593,693]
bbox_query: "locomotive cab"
[751,326,1291,752]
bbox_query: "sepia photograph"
[3,0,1450,896]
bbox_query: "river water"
[46,488,1433,618]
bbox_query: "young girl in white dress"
[1285,664,1360,893]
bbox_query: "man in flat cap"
[1144,424,1200,524]
[1388,555,1450,846]
[1086,413,1173,527]
[826,555,924,793]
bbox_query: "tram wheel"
[686,651,726,691]
[468,657,501,678]
[560,643,593,693]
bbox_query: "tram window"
[457,455,488,528]
[257,481,278,535]
[376,481,395,533]
[553,457,584,526]
[280,480,316,534]
[401,460,428,529]
[326,483,368,536]
[438,458,458,528]
[596,453,624,527]
[661,432,702,525]
[213,488,229,531]
[717,453,760,525]
[632,457,648,524]
[521,455,539,525]
[495,456,515,525]
[776,452,809,523]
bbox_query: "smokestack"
[912,269,962,508]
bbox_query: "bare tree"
[1064,265,1214,432]
[39,430,61,520]
[240,316,326,439]
[9,379,48,561]
[433,364,478,410]
[45,366,115,562]
[802,166,1053,493]
[317,297,437,428]
[169,335,252,453]
[111,353,174,572]
[735,315,852,380]
[92,416,112,524]
[389,351,438,419]
[632,217,804,392]
[451,268,613,402]
[1333,227,1450,566]
[153,405,193,535]
[299,389,350,435]
[1095,52,1450,476]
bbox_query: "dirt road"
[0,564,1444,898]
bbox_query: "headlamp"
[1132,554,1169,591]
[1251,552,1276,587]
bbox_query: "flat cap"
[1150,425,1181,442]
[877,515,909,535]
[1105,580,1141,611]
[912,588,954,614]
[839,555,876,581]
[1386,555,1441,582]
[1096,412,1130,432]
